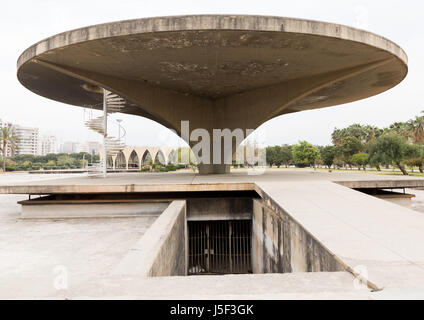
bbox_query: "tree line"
[265,114,424,175]
[3,153,100,171]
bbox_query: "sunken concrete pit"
[17,191,346,279]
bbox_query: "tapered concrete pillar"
[198,164,231,175]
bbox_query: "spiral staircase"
[85,90,126,176]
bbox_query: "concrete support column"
[198,164,231,175]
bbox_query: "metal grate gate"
[188,220,251,275]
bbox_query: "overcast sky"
[1,1,423,147]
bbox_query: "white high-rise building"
[61,141,78,154]
[40,135,57,155]
[87,141,100,155]
[13,125,39,155]
[60,141,98,154]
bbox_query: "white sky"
[1,1,423,147]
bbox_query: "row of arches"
[106,147,178,170]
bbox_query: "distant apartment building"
[75,142,89,153]
[60,141,75,154]
[60,141,90,154]
[87,141,100,155]
[1,119,40,156]
[1,118,95,156]
[13,125,39,155]
[40,135,58,155]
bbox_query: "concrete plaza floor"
[0,191,157,299]
[1,169,424,299]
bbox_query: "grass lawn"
[313,167,424,177]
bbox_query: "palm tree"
[406,116,424,144]
[0,126,18,172]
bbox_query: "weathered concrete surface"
[336,179,424,189]
[252,199,345,274]
[255,180,424,292]
[0,193,157,299]
[1,171,424,298]
[19,201,168,219]
[113,201,187,277]
[17,15,407,173]
[46,272,370,300]
[187,198,252,221]
[0,187,369,299]
[2,169,424,194]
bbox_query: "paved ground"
[0,184,366,300]
[0,192,157,299]
[1,170,424,299]
[257,180,424,296]
[56,272,371,300]
[3,168,424,186]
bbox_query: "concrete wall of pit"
[112,200,187,277]
[252,199,345,274]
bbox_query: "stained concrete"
[256,179,424,292]
[42,272,370,300]
[0,188,363,299]
[113,201,187,277]
[252,199,344,274]
[1,170,424,298]
[2,169,424,194]
[187,198,252,221]
[0,193,157,299]
[20,201,168,219]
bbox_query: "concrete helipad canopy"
[17,15,408,173]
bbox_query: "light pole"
[116,119,123,142]
[102,89,107,178]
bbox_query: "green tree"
[367,143,384,171]
[46,160,56,167]
[21,160,33,170]
[265,146,277,167]
[292,141,320,168]
[350,153,369,170]
[320,145,336,170]
[57,155,76,168]
[332,124,382,146]
[387,122,410,140]
[0,126,19,172]
[403,144,424,172]
[369,133,408,175]
[336,136,363,167]
[406,115,424,144]
[404,158,424,173]
[279,145,293,167]
[266,145,293,168]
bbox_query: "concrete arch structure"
[114,151,126,169]
[167,149,177,164]
[109,146,178,170]
[154,149,166,165]
[139,148,153,166]
[128,150,140,168]
[17,15,408,174]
